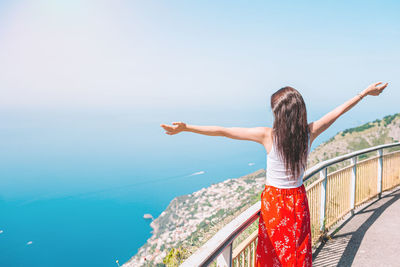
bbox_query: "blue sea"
[0,107,362,266]
[0,108,275,267]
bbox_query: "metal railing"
[180,142,400,267]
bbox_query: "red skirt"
[256,184,312,267]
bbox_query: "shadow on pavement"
[312,188,400,267]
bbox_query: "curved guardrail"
[180,142,400,267]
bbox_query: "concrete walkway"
[312,187,400,267]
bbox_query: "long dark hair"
[271,86,310,180]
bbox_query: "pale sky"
[0,0,399,114]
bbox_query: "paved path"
[312,187,400,267]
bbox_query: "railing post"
[350,157,357,215]
[319,167,327,232]
[377,149,383,199]
[216,243,232,267]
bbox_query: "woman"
[160,81,388,266]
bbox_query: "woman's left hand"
[160,122,187,135]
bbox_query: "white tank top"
[266,133,311,188]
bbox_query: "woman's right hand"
[160,122,187,135]
[362,82,388,97]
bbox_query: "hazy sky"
[0,0,399,116]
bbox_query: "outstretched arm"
[309,81,388,145]
[160,122,269,145]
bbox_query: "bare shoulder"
[257,126,272,138]
[264,127,272,137]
